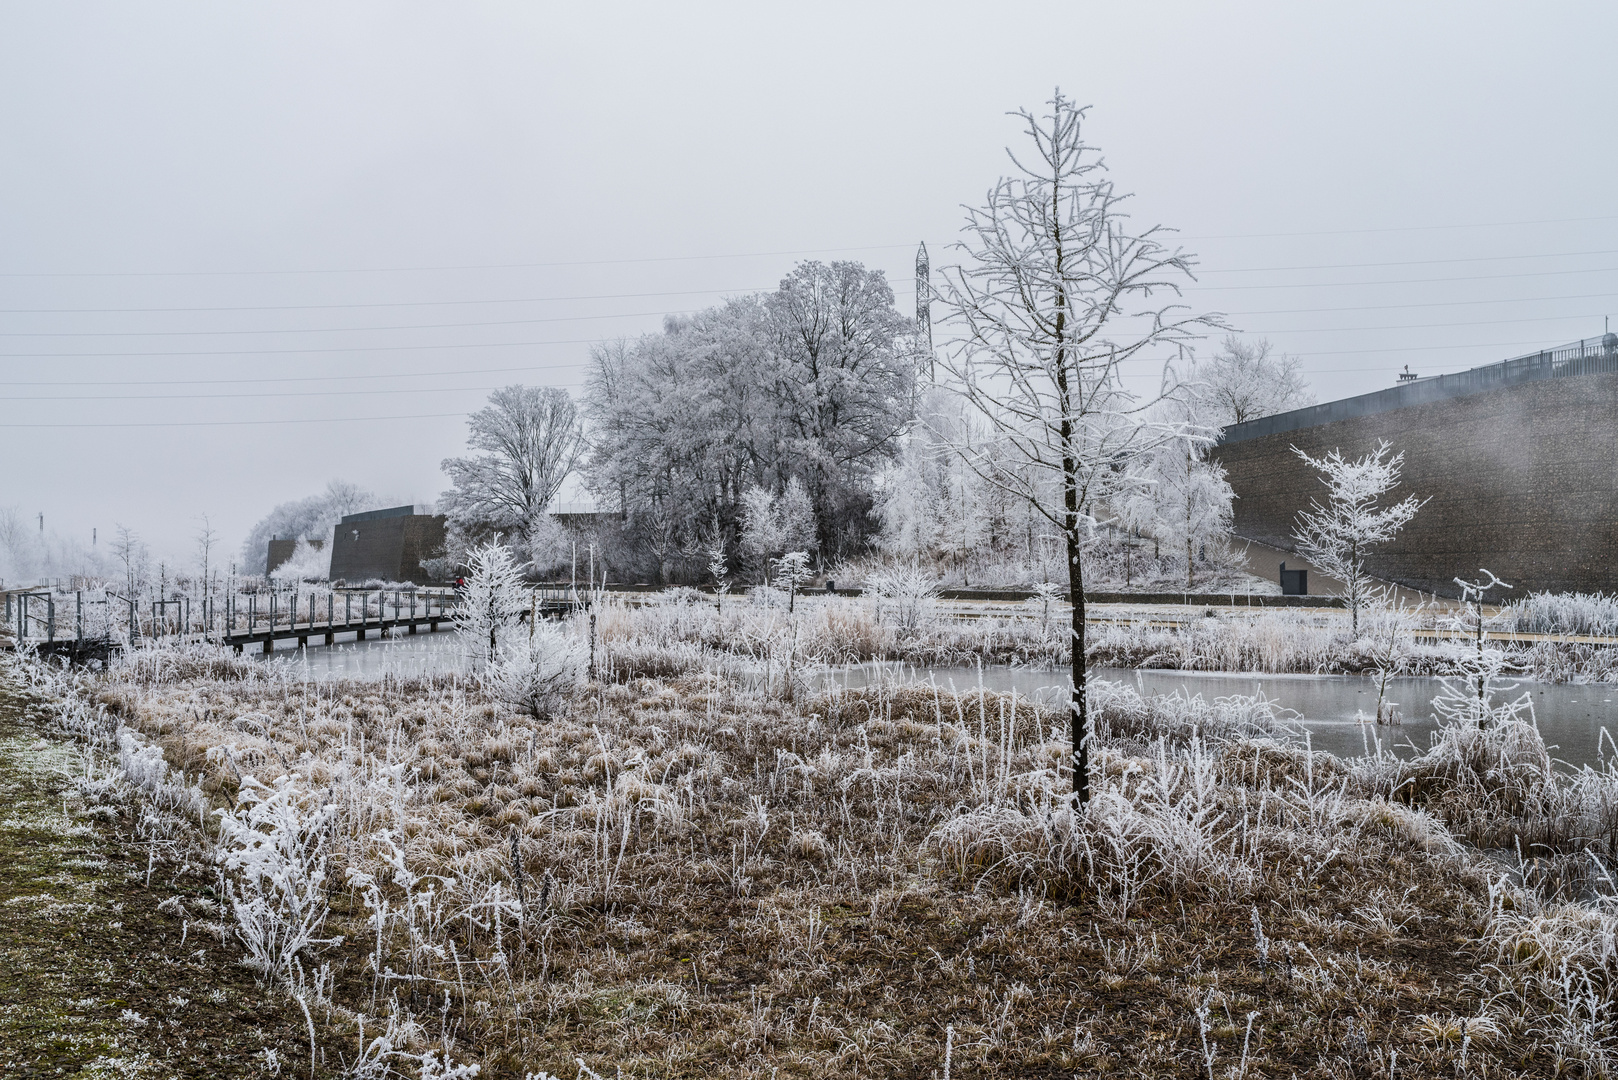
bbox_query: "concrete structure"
[266,537,323,577]
[1213,335,1618,598]
[326,506,447,585]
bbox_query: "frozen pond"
[258,635,1618,772]
[829,664,1618,773]
[261,629,470,682]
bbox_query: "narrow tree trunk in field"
[1067,527,1088,803]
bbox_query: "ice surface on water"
[828,663,1618,773]
[264,635,1618,772]
[258,630,469,682]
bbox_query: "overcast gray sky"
[3,1,1615,566]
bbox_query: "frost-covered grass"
[1504,591,1618,637]
[598,589,1618,684]
[36,624,1618,1077]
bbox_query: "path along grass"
[0,659,335,1078]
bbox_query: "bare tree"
[111,524,147,599]
[441,386,585,560]
[937,91,1221,802]
[194,514,219,601]
[1292,440,1426,636]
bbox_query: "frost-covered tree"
[111,524,149,598]
[240,480,373,575]
[457,542,525,672]
[267,538,329,584]
[873,438,943,560]
[441,386,584,563]
[1121,395,1234,589]
[764,260,918,547]
[937,91,1221,801]
[581,261,919,576]
[1198,336,1313,429]
[1292,440,1426,636]
[773,551,813,612]
[777,477,819,561]
[739,485,785,583]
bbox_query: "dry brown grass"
[46,635,1618,1079]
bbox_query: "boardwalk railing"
[5,583,587,654]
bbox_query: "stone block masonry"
[1211,371,1618,598]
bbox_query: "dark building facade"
[1212,335,1618,598]
[326,506,448,585]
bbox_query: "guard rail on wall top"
[1217,333,1618,446]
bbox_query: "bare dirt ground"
[0,670,338,1078]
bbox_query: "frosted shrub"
[215,774,339,983]
[485,621,586,719]
[118,729,208,819]
[867,565,938,636]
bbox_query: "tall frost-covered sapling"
[458,541,525,672]
[1292,440,1425,636]
[1433,569,1526,729]
[777,477,819,563]
[773,551,812,613]
[740,485,785,584]
[936,90,1220,801]
[703,526,730,613]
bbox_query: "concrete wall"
[327,514,447,585]
[266,538,298,577]
[1211,371,1618,598]
[266,537,325,577]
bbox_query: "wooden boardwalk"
[3,585,591,658]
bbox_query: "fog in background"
[2,1,1614,568]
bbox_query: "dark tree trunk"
[1067,528,1088,803]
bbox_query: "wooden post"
[76,591,82,641]
[46,594,55,643]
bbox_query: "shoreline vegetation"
[13,592,1618,1076]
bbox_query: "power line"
[1195,247,1618,276]
[0,284,784,315]
[0,307,698,338]
[1178,214,1618,242]
[4,310,1605,398]
[2,249,1614,318]
[1191,264,1618,292]
[0,269,1611,343]
[3,212,1615,281]
[0,411,474,429]
[0,334,623,361]
[0,243,921,280]
[7,382,532,403]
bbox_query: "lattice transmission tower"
[915,241,934,379]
